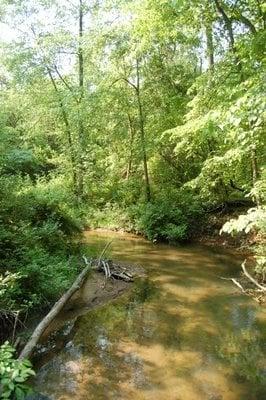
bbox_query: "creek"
[31,230,266,400]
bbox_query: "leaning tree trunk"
[214,0,235,50]
[214,0,243,79]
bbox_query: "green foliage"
[221,204,266,277]
[221,206,266,236]
[0,273,23,312]
[132,201,188,241]
[130,192,203,242]
[0,342,35,399]
[0,160,82,319]
[87,203,134,232]
[1,149,55,180]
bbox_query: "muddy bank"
[47,264,145,333]
[85,210,256,254]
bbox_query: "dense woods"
[0,0,265,396]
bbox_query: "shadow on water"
[32,231,266,400]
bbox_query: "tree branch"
[241,260,266,292]
[232,14,257,34]
[53,64,77,99]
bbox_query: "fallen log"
[19,260,92,360]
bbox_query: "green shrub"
[131,201,189,242]
[20,248,79,307]
[1,149,55,180]
[0,272,23,309]
[127,189,203,242]
[0,341,35,399]
[0,172,82,322]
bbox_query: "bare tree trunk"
[126,113,135,180]
[78,0,84,92]
[77,0,85,198]
[251,146,261,205]
[136,59,151,202]
[205,23,214,69]
[214,0,235,50]
[251,148,258,184]
[47,68,78,194]
[199,57,203,74]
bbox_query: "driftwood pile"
[82,256,134,282]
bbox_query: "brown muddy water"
[32,230,266,400]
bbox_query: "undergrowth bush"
[86,189,203,243]
[0,174,83,336]
[0,341,35,399]
[130,201,188,242]
[129,191,203,242]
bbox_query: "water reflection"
[218,329,266,384]
[33,231,266,400]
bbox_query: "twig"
[220,276,246,293]
[101,260,109,280]
[231,278,246,293]
[102,260,111,278]
[82,255,90,267]
[97,241,113,267]
[82,255,98,270]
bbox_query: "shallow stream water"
[32,230,266,400]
